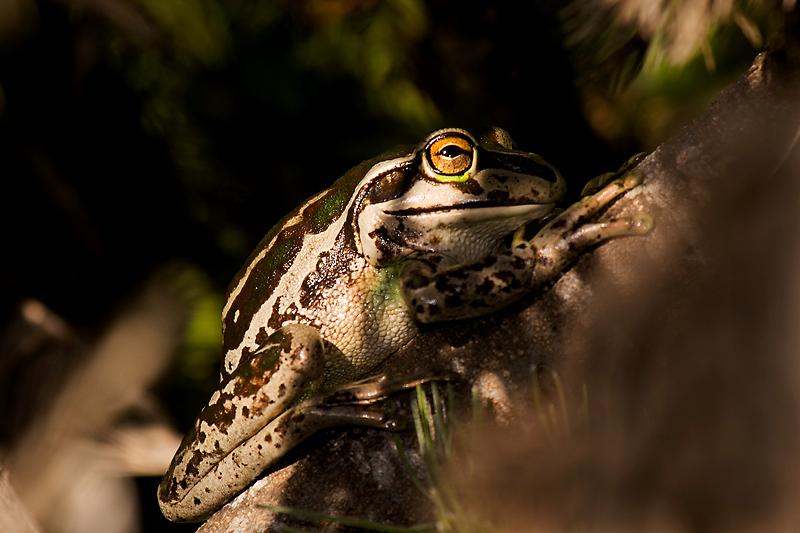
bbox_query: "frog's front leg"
[158,323,329,522]
[403,175,651,323]
[529,173,652,280]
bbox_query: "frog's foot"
[581,152,647,196]
[528,173,652,281]
[297,403,404,431]
[304,372,458,436]
[321,371,456,406]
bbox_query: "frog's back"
[219,151,407,374]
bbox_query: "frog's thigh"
[175,402,398,521]
[158,323,325,521]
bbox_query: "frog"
[158,127,651,522]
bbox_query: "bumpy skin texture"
[158,128,649,522]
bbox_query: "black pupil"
[438,144,468,159]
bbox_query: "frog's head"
[356,127,566,266]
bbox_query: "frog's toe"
[631,212,654,234]
[622,171,643,189]
[581,171,616,196]
[323,372,456,405]
[581,153,647,196]
[303,403,406,431]
[566,211,654,249]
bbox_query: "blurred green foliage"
[582,22,760,147]
[296,0,439,128]
[176,268,222,385]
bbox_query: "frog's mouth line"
[386,201,552,217]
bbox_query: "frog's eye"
[426,134,475,178]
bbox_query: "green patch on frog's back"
[311,187,350,228]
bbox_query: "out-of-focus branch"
[0,469,40,533]
[3,272,187,533]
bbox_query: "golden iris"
[427,135,474,177]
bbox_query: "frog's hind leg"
[169,393,413,520]
[158,323,326,521]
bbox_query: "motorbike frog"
[158,127,650,521]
